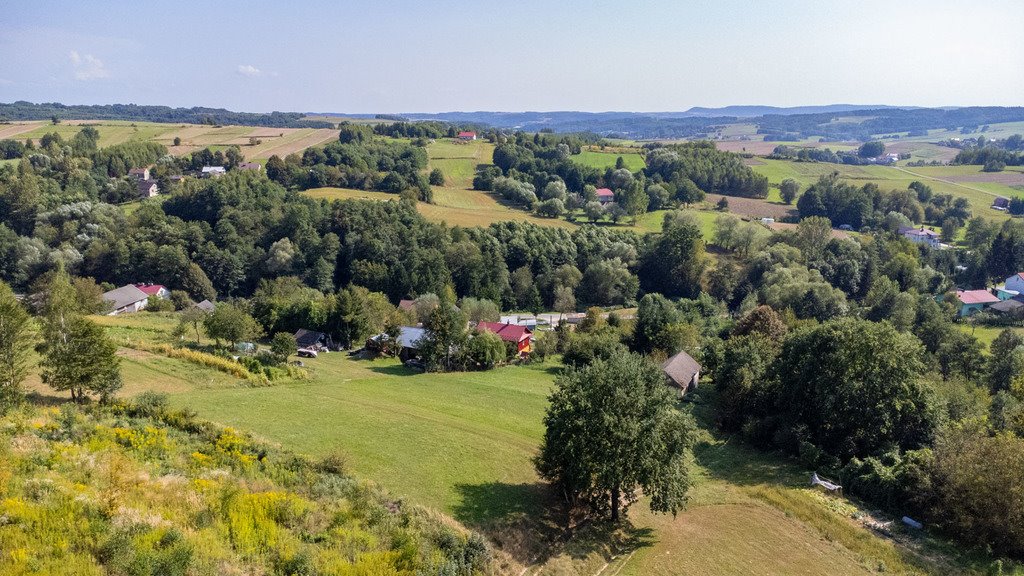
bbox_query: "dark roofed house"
[128,167,150,181]
[993,197,1010,210]
[476,322,532,355]
[138,179,159,198]
[595,188,615,205]
[661,350,701,397]
[990,298,1024,316]
[103,285,150,315]
[294,328,333,351]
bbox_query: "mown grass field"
[7,119,338,163]
[571,149,646,171]
[38,311,1001,575]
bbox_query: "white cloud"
[236,64,262,77]
[69,50,110,80]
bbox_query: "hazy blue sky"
[1,0,1021,113]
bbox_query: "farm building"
[194,299,216,313]
[398,299,416,312]
[137,179,159,198]
[955,289,1000,316]
[294,328,333,351]
[238,162,262,171]
[475,322,532,355]
[457,131,477,141]
[128,167,150,180]
[898,226,940,249]
[993,197,1010,211]
[201,166,226,178]
[102,285,151,315]
[595,188,615,205]
[134,283,169,299]
[989,298,1024,316]
[661,350,701,397]
[1003,272,1024,294]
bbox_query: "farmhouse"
[128,167,150,180]
[201,166,226,178]
[457,131,477,141]
[476,321,532,355]
[238,162,262,171]
[134,283,170,299]
[955,289,1000,316]
[396,326,426,361]
[898,226,940,249]
[102,285,150,315]
[595,188,615,205]
[661,350,701,397]
[1003,272,1024,294]
[137,179,159,198]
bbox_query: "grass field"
[751,158,1024,221]
[45,312,1003,575]
[571,149,646,171]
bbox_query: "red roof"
[595,187,614,198]
[134,283,166,296]
[476,322,532,343]
[398,299,415,311]
[956,289,999,305]
[458,131,477,138]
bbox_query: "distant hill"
[679,104,920,117]
[0,101,334,128]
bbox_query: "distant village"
[126,161,262,199]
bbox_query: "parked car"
[296,348,318,358]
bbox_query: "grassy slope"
[68,313,1006,575]
[751,158,1022,221]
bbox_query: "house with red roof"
[134,283,170,300]
[457,131,477,141]
[476,321,532,355]
[595,188,615,205]
[955,289,999,316]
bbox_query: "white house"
[103,285,150,315]
[898,226,940,249]
[201,166,226,178]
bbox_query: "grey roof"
[201,166,226,173]
[195,299,215,312]
[397,326,426,349]
[990,299,1024,313]
[103,284,149,311]
[137,179,158,194]
[661,350,701,389]
[294,328,327,348]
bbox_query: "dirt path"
[894,166,1002,200]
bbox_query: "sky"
[1,0,1022,113]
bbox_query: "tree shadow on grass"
[367,365,418,377]
[453,481,656,569]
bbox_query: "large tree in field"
[203,303,264,348]
[536,351,696,521]
[40,316,122,403]
[0,281,32,411]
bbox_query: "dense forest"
[4,123,1024,562]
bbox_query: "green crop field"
[44,312,989,575]
[571,149,646,171]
